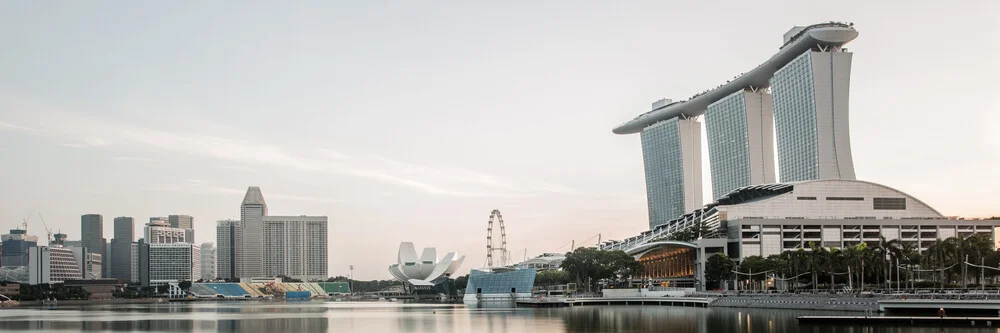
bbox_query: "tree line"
[705,234,999,291]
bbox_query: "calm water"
[0,301,992,333]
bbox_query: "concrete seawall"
[709,295,880,312]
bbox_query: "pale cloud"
[151,180,341,204]
[319,148,352,160]
[115,156,152,162]
[0,103,574,198]
[221,165,257,172]
[0,120,38,133]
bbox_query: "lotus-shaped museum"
[388,242,465,286]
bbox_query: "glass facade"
[640,119,685,227]
[705,92,750,199]
[771,51,819,182]
[466,268,537,295]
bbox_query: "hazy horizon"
[1,1,997,280]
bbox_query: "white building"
[200,242,216,281]
[240,186,267,278]
[28,246,82,284]
[262,215,327,281]
[145,243,201,286]
[145,220,192,244]
[602,179,1000,291]
[216,219,242,279]
[67,247,102,279]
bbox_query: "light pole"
[349,265,354,296]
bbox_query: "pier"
[799,316,1000,327]
[516,297,712,308]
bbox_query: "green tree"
[454,275,469,290]
[534,270,572,289]
[738,256,770,285]
[704,253,735,289]
[560,248,640,291]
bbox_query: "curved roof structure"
[388,242,465,287]
[625,240,697,257]
[613,22,858,134]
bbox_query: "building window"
[873,198,906,210]
[797,196,817,200]
[826,197,864,201]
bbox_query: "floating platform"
[516,297,711,308]
[798,316,1000,327]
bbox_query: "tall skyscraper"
[200,242,216,281]
[80,214,104,266]
[168,215,193,229]
[262,216,328,281]
[216,219,242,280]
[240,186,267,278]
[144,220,190,244]
[640,111,703,228]
[705,90,776,199]
[771,49,855,182]
[1,228,38,267]
[612,23,858,226]
[109,216,135,282]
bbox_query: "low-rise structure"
[602,179,1000,290]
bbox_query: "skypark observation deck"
[612,22,858,135]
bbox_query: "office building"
[130,242,138,283]
[1,229,38,267]
[137,242,201,287]
[771,48,855,182]
[240,186,267,278]
[216,219,242,280]
[168,215,195,242]
[200,242,215,281]
[67,246,102,279]
[705,90,776,199]
[109,216,135,282]
[612,23,860,228]
[80,214,105,266]
[262,216,328,281]
[168,215,193,229]
[28,246,82,284]
[145,220,191,244]
[640,111,703,228]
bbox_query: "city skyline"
[1,1,998,280]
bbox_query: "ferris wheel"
[486,209,508,269]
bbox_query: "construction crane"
[37,213,53,245]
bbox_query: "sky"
[0,1,998,280]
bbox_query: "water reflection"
[0,302,994,333]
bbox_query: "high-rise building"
[67,246,103,279]
[705,90,776,199]
[80,214,104,264]
[240,186,267,278]
[137,242,201,287]
[640,111,703,228]
[130,242,138,283]
[145,220,191,244]
[168,215,195,242]
[28,246,82,284]
[262,216,328,281]
[771,49,855,182]
[200,242,215,281]
[1,229,38,268]
[168,215,193,229]
[109,216,135,282]
[612,23,859,229]
[216,219,242,280]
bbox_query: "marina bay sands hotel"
[606,22,998,290]
[616,22,858,228]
